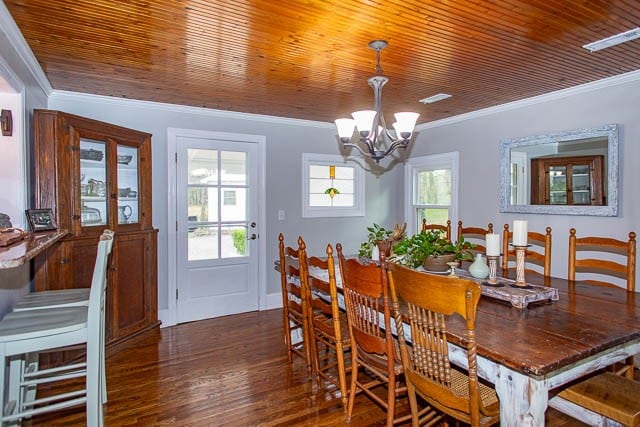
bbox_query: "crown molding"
[417,69,640,131]
[0,2,52,95]
[50,90,333,128]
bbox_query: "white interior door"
[176,136,259,323]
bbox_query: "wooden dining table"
[277,258,640,426]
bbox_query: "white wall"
[48,92,405,313]
[0,92,25,228]
[0,5,49,318]
[409,76,640,286]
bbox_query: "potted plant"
[358,223,407,259]
[390,230,475,271]
[358,223,392,258]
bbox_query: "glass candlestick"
[487,255,499,284]
[514,245,527,286]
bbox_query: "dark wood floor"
[26,309,587,426]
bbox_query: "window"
[404,152,459,234]
[302,153,364,218]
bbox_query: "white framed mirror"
[499,124,619,216]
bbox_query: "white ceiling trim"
[0,2,53,95]
[417,69,640,131]
[50,90,334,129]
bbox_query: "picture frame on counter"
[26,208,57,232]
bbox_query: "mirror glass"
[499,124,619,216]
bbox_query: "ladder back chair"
[304,244,351,411]
[568,228,636,291]
[502,224,552,278]
[421,219,451,242]
[568,228,637,379]
[457,221,494,255]
[0,229,113,426]
[387,263,500,427]
[277,233,312,374]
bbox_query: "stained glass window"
[302,154,364,217]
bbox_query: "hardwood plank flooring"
[24,309,587,426]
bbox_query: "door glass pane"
[221,188,246,222]
[417,169,451,205]
[221,151,246,185]
[222,225,248,258]
[188,225,218,261]
[117,145,139,224]
[188,187,218,223]
[80,139,107,227]
[548,166,567,205]
[188,150,218,185]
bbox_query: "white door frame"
[165,127,267,327]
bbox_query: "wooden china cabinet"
[32,110,159,345]
[530,155,605,206]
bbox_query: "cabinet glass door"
[116,145,139,224]
[548,166,567,205]
[571,164,591,205]
[80,139,108,227]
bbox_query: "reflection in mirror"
[499,124,618,216]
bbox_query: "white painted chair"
[11,230,115,312]
[0,229,113,426]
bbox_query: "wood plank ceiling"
[5,0,640,124]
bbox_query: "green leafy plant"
[358,223,392,258]
[390,230,474,268]
[231,229,246,255]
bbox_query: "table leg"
[494,364,548,426]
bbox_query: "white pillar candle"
[486,233,501,256]
[512,220,528,246]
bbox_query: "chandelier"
[335,40,419,163]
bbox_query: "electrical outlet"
[278,210,285,221]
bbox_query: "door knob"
[250,222,256,228]
[248,233,257,240]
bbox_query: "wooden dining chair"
[336,246,437,426]
[421,219,451,241]
[457,221,493,254]
[277,233,312,375]
[553,372,640,426]
[303,243,351,411]
[568,228,637,379]
[502,224,552,278]
[568,228,636,291]
[387,263,500,427]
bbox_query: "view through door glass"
[187,149,249,260]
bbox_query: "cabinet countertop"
[0,229,68,269]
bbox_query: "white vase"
[468,253,490,279]
[371,245,379,261]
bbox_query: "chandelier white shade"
[335,40,419,163]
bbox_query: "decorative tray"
[0,228,25,247]
[456,270,559,309]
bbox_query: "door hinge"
[175,152,178,163]
[176,221,178,232]
[176,288,178,300]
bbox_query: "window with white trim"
[302,153,364,218]
[404,152,459,234]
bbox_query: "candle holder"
[446,261,459,278]
[486,255,499,284]
[514,245,528,287]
